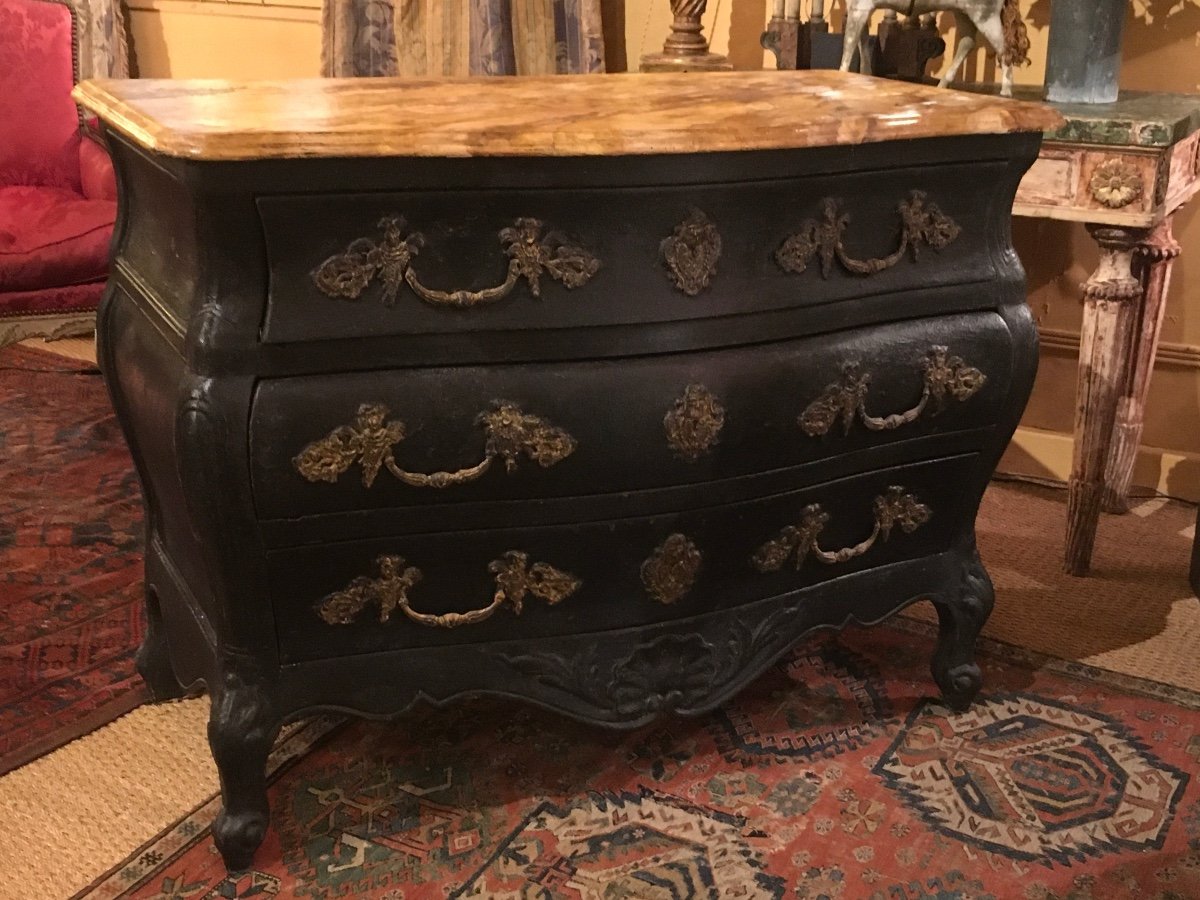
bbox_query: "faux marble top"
[1009,88,1200,148]
[73,72,1060,162]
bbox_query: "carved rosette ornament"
[753,487,931,572]
[294,401,576,489]
[799,346,986,437]
[313,215,600,308]
[1089,159,1145,210]
[661,210,722,295]
[641,533,702,604]
[317,551,580,628]
[664,384,726,461]
[777,191,960,279]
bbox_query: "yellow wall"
[131,0,1200,497]
[128,0,322,78]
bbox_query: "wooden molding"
[1002,425,1200,503]
[127,0,321,18]
[1038,325,1200,370]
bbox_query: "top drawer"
[257,160,1009,345]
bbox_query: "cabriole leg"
[930,544,995,712]
[209,660,279,873]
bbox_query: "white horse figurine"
[839,0,1030,97]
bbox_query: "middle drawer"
[250,311,1013,521]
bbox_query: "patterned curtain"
[323,0,605,77]
[71,0,130,79]
[322,0,399,77]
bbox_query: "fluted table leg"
[1065,225,1145,576]
[1101,216,1182,514]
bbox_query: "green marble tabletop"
[966,85,1200,148]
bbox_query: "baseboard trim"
[1039,326,1200,370]
[1002,426,1200,503]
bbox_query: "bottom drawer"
[271,454,982,662]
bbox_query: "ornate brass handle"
[799,346,986,437]
[753,487,931,572]
[312,216,600,309]
[293,401,576,489]
[776,191,960,279]
[318,551,581,628]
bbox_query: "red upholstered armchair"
[0,0,118,348]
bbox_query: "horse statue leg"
[839,2,874,73]
[938,11,978,89]
[972,9,1014,96]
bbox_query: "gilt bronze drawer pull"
[294,401,576,488]
[777,191,960,279]
[318,551,581,628]
[753,487,931,572]
[312,216,600,308]
[800,346,986,437]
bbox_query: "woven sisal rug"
[0,344,147,775]
[77,618,1200,899]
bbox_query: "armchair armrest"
[79,122,117,201]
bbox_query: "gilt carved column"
[1065,225,1146,576]
[1101,216,1183,513]
[641,0,732,72]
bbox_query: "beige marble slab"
[73,71,1062,162]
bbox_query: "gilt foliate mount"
[777,191,961,279]
[293,401,576,489]
[800,346,987,438]
[317,551,581,629]
[312,216,601,309]
[753,487,932,573]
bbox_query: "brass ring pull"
[753,486,931,572]
[317,551,581,628]
[799,346,986,437]
[776,191,960,279]
[293,401,576,489]
[312,216,600,309]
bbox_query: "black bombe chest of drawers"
[76,71,1059,871]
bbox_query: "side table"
[1011,91,1200,575]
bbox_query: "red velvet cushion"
[0,185,115,292]
[0,0,82,191]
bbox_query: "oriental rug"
[0,344,147,775]
[77,617,1200,900]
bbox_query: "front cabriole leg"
[930,543,994,712]
[209,656,280,872]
